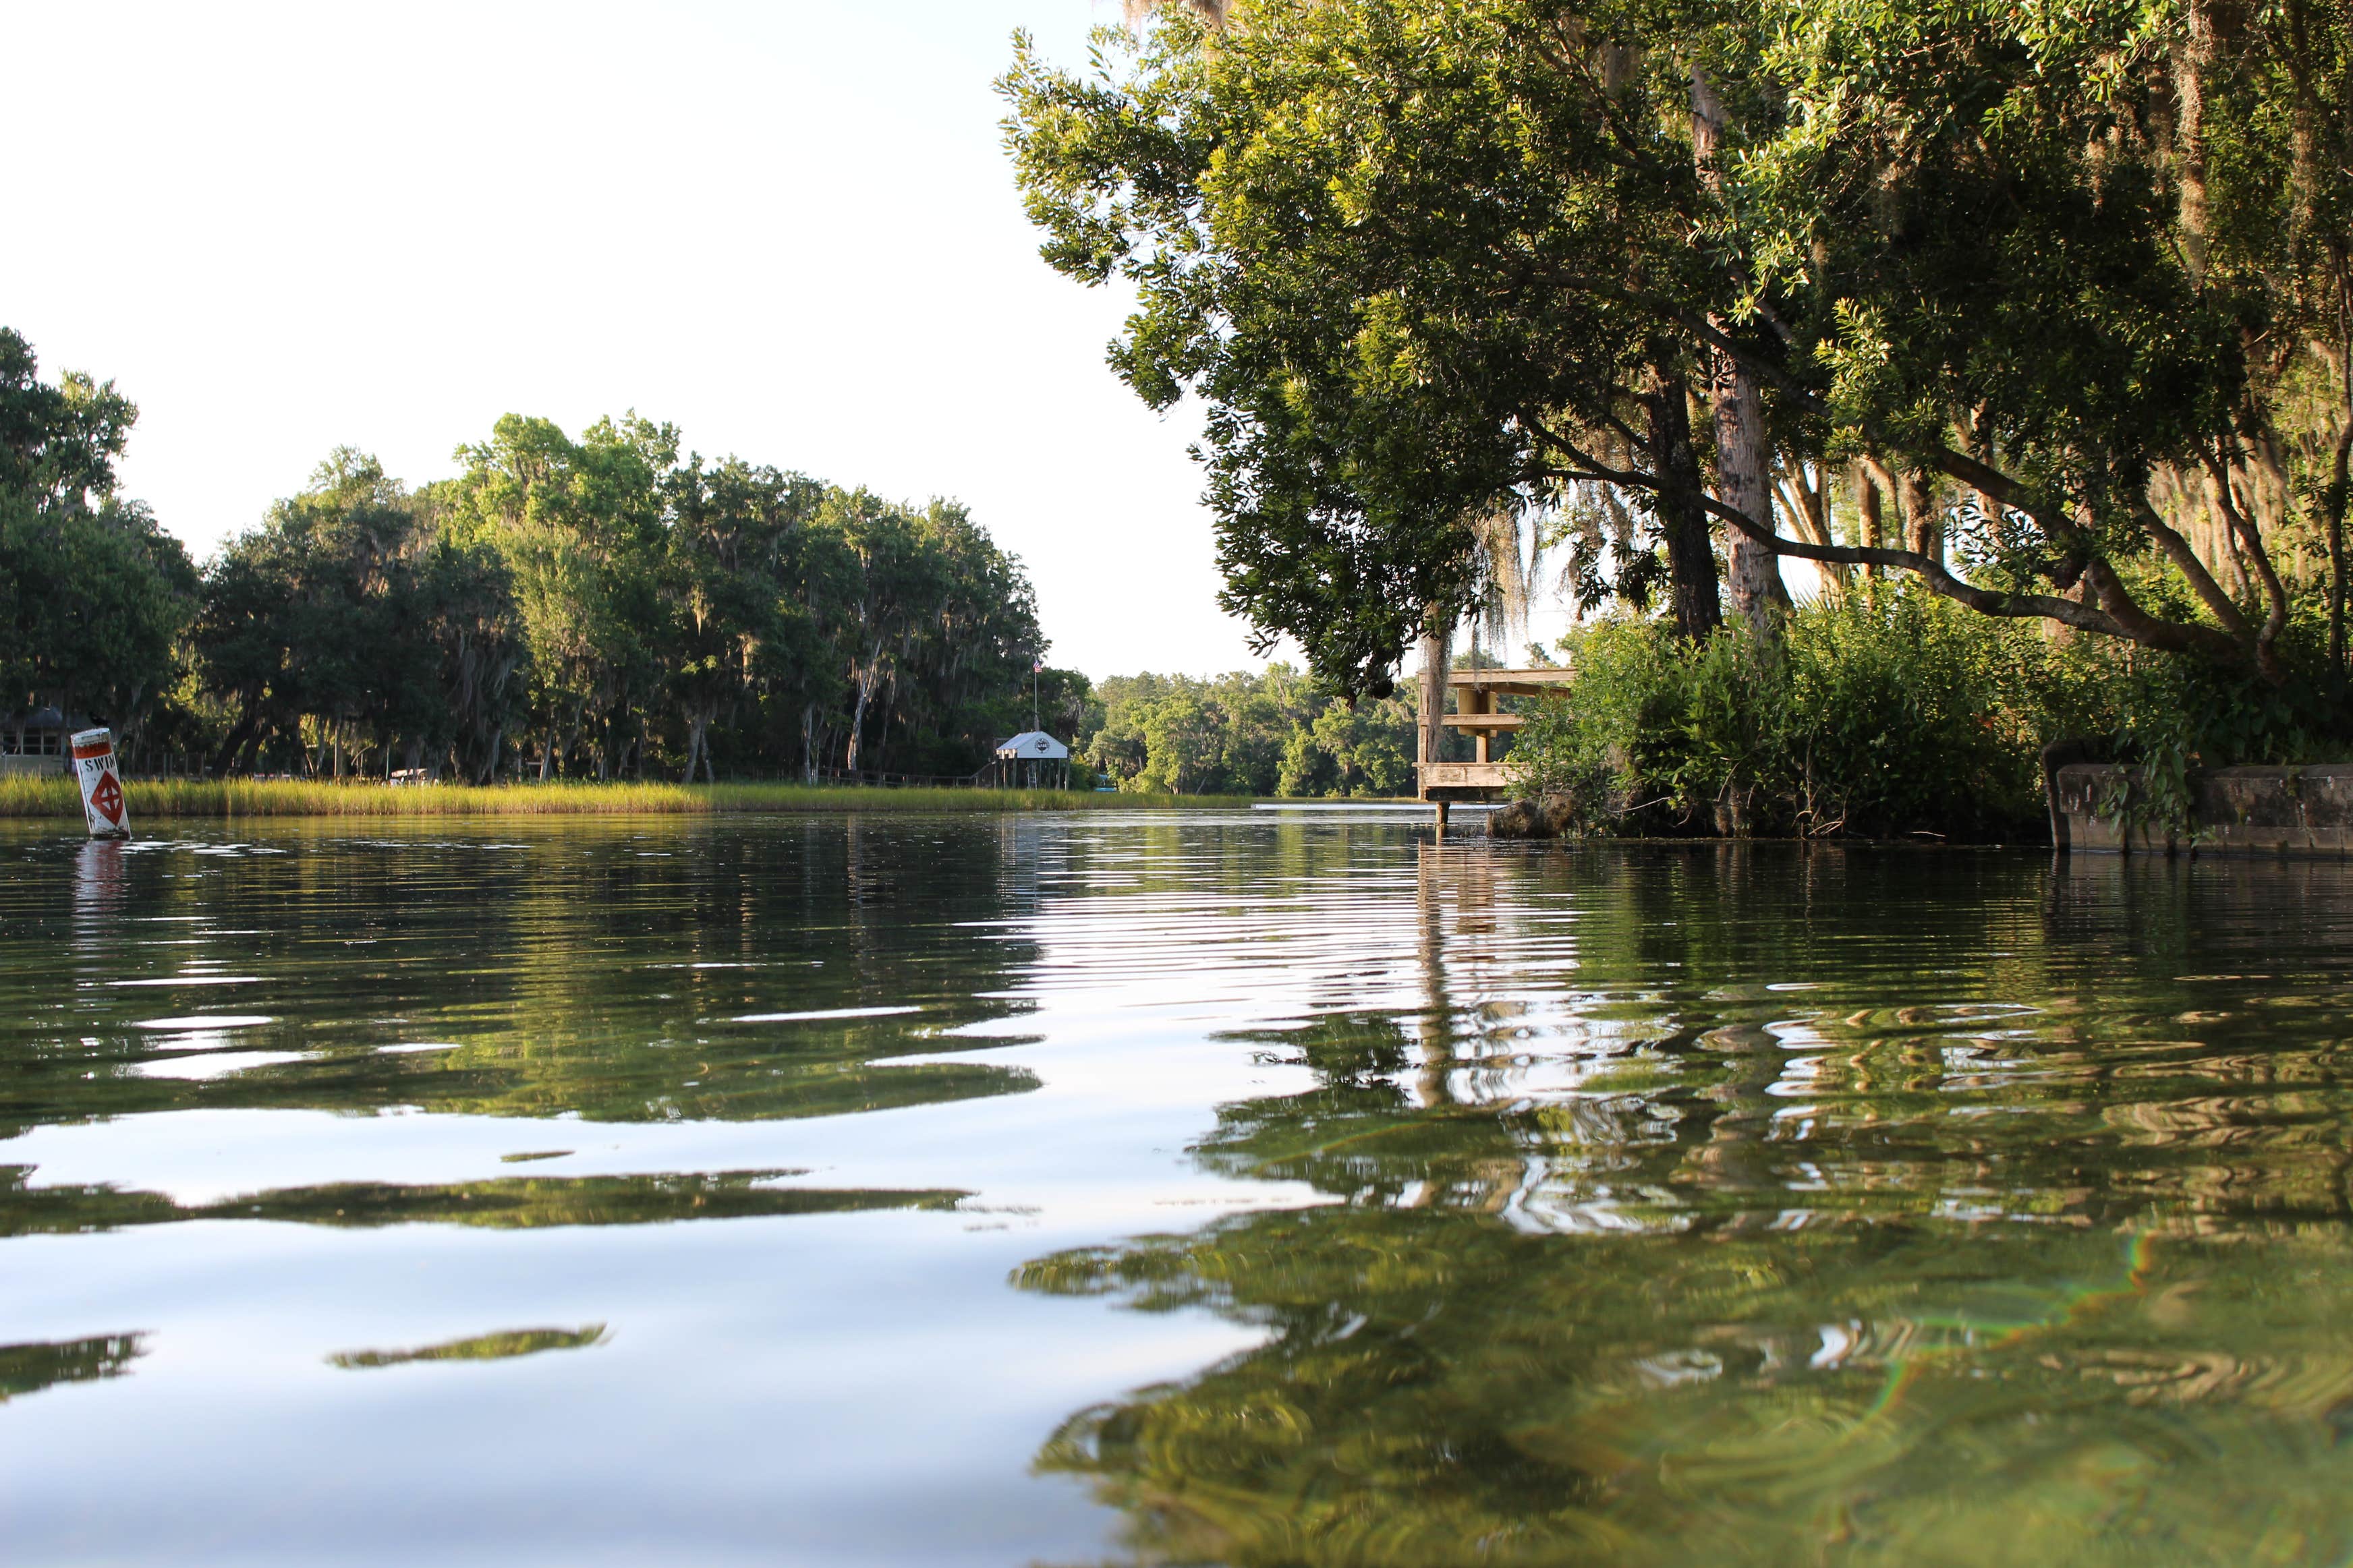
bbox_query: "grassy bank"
[0,777,1263,819]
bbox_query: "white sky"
[3,1,1387,678]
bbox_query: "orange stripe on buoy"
[72,742,111,760]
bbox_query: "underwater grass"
[0,776,1265,819]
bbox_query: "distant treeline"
[1082,666,1417,796]
[1,329,1071,782]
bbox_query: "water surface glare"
[5,816,2353,1565]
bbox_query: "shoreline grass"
[0,777,1266,819]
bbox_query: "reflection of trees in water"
[0,1333,146,1405]
[1,821,1048,1241]
[0,1163,965,1238]
[1027,1211,2353,1565]
[0,821,1053,1142]
[1022,847,2353,1565]
[0,1167,963,1410]
[329,1325,607,1369]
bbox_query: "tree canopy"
[0,324,1061,782]
[1004,0,2353,701]
[194,422,1054,782]
[0,328,196,739]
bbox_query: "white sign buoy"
[72,728,130,839]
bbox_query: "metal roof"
[994,730,1069,759]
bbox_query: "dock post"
[1434,799,1450,840]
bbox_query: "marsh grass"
[0,776,1260,819]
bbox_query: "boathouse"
[988,730,1071,790]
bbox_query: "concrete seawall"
[2051,763,2353,856]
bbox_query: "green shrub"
[1508,586,2342,841]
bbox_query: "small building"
[988,730,1071,790]
[1,708,80,778]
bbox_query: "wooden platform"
[1419,761,1516,800]
[1418,666,1571,804]
[1445,667,1577,699]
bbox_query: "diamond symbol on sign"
[90,771,123,825]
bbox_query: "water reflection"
[70,837,129,927]
[1019,842,2353,1566]
[4,820,1048,1149]
[8,820,2353,1563]
[0,1334,146,1405]
[2,816,1147,1567]
[0,1162,966,1233]
[329,1326,608,1370]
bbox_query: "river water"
[3,815,2352,1565]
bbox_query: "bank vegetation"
[0,776,1259,819]
[1010,0,2353,836]
[0,331,1082,786]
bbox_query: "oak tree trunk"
[1416,608,1452,771]
[1710,350,1790,634]
[1902,470,1944,564]
[1649,366,1722,641]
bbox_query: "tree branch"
[2203,450,2290,680]
[1512,372,2262,665]
[2133,498,2254,641]
[1689,490,2148,637]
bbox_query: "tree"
[190,416,1052,785]
[443,415,676,779]
[0,327,135,511]
[0,329,193,745]
[194,450,524,779]
[1006,1,2353,717]
[1002,1,1727,691]
[403,521,527,783]
[1086,665,1415,795]
[662,455,824,782]
[0,495,195,738]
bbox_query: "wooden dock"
[1418,666,1572,832]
